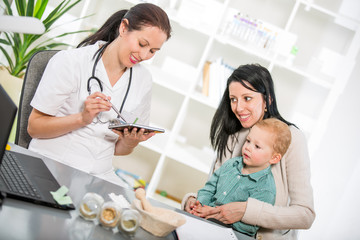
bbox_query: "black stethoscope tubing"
[87,44,132,116]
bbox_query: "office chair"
[15,50,59,148]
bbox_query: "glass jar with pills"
[99,201,121,229]
[79,192,104,221]
[118,209,141,237]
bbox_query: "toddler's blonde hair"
[255,118,291,156]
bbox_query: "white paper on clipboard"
[176,214,238,240]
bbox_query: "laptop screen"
[0,84,18,163]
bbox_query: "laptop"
[0,84,75,210]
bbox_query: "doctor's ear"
[119,19,129,37]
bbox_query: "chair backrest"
[15,50,59,148]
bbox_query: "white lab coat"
[29,41,152,185]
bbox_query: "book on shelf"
[220,7,298,60]
[202,61,211,96]
[201,58,234,104]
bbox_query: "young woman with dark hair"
[183,64,315,240]
[27,3,172,186]
[211,64,294,164]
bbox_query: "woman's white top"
[29,42,152,176]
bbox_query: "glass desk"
[0,144,252,240]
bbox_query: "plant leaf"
[26,0,35,17]
[0,0,90,77]
[3,0,13,15]
[15,0,27,16]
[0,39,11,45]
[43,0,81,30]
[0,45,15,70]
[34,0,49,19]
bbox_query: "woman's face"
[229,81,266,129]
[118,21,167,68]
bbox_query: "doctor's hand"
[113,127,155,155]
[81,92,111,124]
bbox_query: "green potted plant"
[0,0,92,142]
[0,0,90,78]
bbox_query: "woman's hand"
[198,202,247,224]
[184,196,197,213]
[81,92,111,125]
[113,127,155,155]
[190,201,215,216]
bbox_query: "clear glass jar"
[118,209,141,237]
[99,201,121,229]
[79,192,104,221]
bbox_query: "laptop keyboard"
[0,151,41,199]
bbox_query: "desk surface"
[0,144,253,240]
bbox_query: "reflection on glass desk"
[0,144,253,240]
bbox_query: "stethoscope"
[87,44,132,121]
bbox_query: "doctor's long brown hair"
[77,3,172,49]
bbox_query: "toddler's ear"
[269,153,281,164]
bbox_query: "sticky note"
[50,186,73,205]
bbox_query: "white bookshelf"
[57,0,360,207]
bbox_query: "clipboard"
[108,122,165,134]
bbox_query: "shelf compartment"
[147,61,196,95]
[170,0,225,36]
[227,0,295,29]
[273,61,333,89]
[166,140,215,174]
[139,128,171,154]
[156,157,209,204]
[271,66,330,136]
[288,5,356,85]
[150,20,209,69]
[112,145,160,184]
[192,58,234,108]
[191,91,219,110]
[152,192,181,209]
[211,39,271,68]
[311,0,346,15]
[161,99,216,173]
[178,99,216,152]
[150,84,185,131]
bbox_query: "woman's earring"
[265,107,267,112]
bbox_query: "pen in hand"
[105,98,127,124]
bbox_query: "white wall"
[299,47,360,239]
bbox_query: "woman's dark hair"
[210,63,295,162]
[77,3,171,49]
